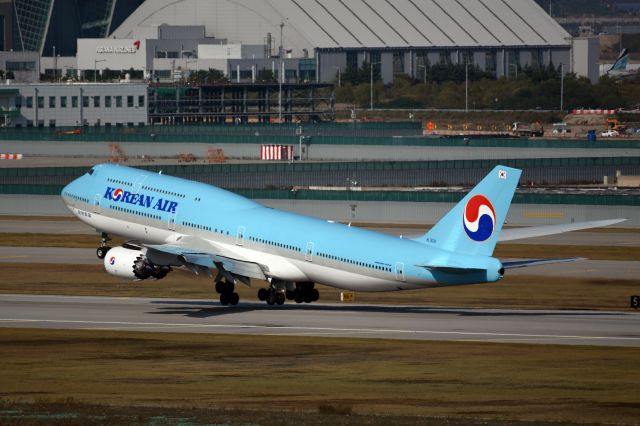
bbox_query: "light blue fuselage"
[62,164,503,291]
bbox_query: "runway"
[0,294,638,347]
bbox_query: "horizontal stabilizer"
[417,264,486,275]
[498,219,625,242]
[502,257,585,269]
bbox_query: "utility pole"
[279,21,284,123]
[465,61,469,112]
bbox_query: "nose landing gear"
[96,232,112,259]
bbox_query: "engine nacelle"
[104,246,171,280]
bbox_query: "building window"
[83,96,89,107]
[486,51,497,76]
[116,96,122,107]
[6,61,36,71]
[105,96,111,107]
[508,50,519,77]
[72,96,78,108]
[49,120,56,127]
[60,96,67,108]
[127,96,134,107]
[15,96,22,108]
[37,96,44,108]
[461,50,473,65]
[346,52,358,72]
[392,52,404,75]
[49,96,55,108]
[93,96,100,107]
[26,120,33,127]
[138,95,144,107]
[26,96,33,108]
[439,51,451,65]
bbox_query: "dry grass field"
[1,328,639,425]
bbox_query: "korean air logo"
[109,256,116,265]
[112,188,124,201]
[463,195,496,242]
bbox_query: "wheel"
[294,290,304,304]
[215,281,226,294]
[224,281,235,294]
[276,292,285,305]
[96,246,110,259]
[285,290,295,300]
[220,292,229,306]
[311,289,320,302]
[258,288,268,301]
[266,292,276,305]
[229,292,239,305]
[303,291,313,303]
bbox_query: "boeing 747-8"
[61,164,623,306]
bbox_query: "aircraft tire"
[258,288,268,301]
[311,289,320,302]
[220,292,229,306]
[294,292,304,304]
[229,292,239,305]
[276,292,285,305]
[215,281,226,294]
[285,290,295,300]
[266,292,276,305]
[96,246,110,259]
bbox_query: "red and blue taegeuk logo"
[109,256,116,265]
[112,188,124,201]
[463,195,496,242]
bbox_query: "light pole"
[334,66,341,87]
[369,56,381,110]
[278,21,285,123]
[465,61,469,112]
[560,62,564,112]
[94,59,105,82]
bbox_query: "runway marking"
[1,318,639,343]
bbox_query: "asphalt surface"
[0,294,638,347]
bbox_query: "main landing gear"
[257,281,319,306]
[96,232,112,259]
[216,280,239,306]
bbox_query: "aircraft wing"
[145,236,267,282]
[498,219,625,242]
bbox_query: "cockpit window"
[87,168,94,175]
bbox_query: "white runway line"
[1,318,639,343]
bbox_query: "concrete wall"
[2,195,637,227]
[2,141,640,162]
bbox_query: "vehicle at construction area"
[512,122,544,137]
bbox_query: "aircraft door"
[168,212,176,231]
[236,226,246,246]
[395,262,405,282]
[305,242,314,262]
[93,194,101,213]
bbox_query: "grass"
[0,328,639,425]
[0,263,637,311]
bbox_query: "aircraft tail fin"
[609,48,629,73]
[415,165,521,257]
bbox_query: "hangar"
[105,0,597,83]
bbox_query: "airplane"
[606,48,637,79]
[61,163,624,306]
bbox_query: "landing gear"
[288,282,319,304]
[96,232,112,259]
[259,281,318,306]
[215,280,239,306]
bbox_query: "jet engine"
[103,246,171,280]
